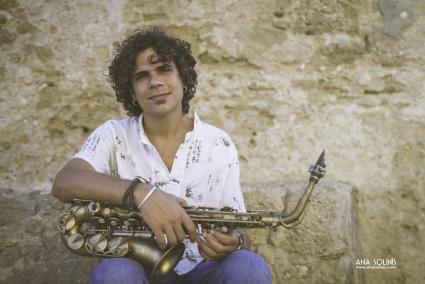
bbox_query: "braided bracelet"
[137,186,157,209]
[122,177,142,208]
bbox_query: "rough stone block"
[242,181,354,284]
[0,189,98,284]
[0,181,353,284]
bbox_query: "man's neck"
[143,112,192,141]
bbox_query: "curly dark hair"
[108,29,198,116]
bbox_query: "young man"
[52,29,271,284]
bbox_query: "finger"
[174,223,186,243]
[196,234,217,259]
[197,234,219,260]
[182,213,197,242]
[151,225,167,250]
[204,232,231,254]
[163,225,178,247]
[198,244,213,261]
[210,230,239,246]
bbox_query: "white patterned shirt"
[73,113,245,274]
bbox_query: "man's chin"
[143,104,182,118]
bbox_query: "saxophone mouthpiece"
[317,150,326,168]
[308,150,326,183]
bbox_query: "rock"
[378,0,414,38]
[0,191,98,284]
[243,181,354,283]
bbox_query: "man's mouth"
[148,92,170,102]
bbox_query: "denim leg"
[158,270,179,284]
[91,258,150,284]
[189,250,272,284]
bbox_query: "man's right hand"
[134,185,197,250]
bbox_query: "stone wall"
[1,0,424,283]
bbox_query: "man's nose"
[150,73,163,87]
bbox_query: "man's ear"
[130,86,137,99]
[129,87,138,105]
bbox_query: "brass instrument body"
[58,201,185,283]
[57,151,326,283]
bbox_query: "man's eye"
[135,74,148,80]
[159,66,173,72]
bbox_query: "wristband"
[234,231,245,250]
[137,186,157,209]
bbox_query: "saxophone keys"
[109,218,119,227]
[87,233,108,253]
[108,237,129,256]
[88,201,101,214]
[67,233,84,250]
[64,216,76,231]
[57,212,75,232]
[102,207,111,216]
[127,218,139,228]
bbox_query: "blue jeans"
[91,250,272,284]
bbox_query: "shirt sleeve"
[73,121,115,175]
[219,141,246,212]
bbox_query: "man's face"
[131,48,184,118]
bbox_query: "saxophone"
[57,151,326,283]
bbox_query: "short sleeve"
[219,141,246,212]
[73,121,115,175]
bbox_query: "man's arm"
[52,158,197,250]
[52,158,137,203]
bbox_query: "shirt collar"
[137,112,202,146]
[137,115,151,146]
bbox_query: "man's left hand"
[196,229,239,261]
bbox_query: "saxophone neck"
[308,150,326,184]
[280,151,326,226]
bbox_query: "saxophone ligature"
[57,151,326,283]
